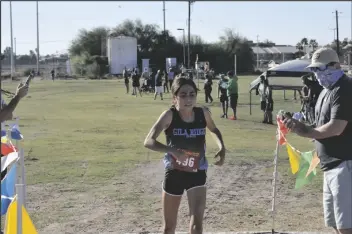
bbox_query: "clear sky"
[1,1,351,55]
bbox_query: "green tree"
[219,28,255,72]
[69,26,110,56]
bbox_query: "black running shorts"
[163,169,207,196]
[220,94,228,103]
[229,94,238,109]
[260,101,266,111]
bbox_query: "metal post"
[335,10,340,55]
[183,30,186,66]
[234,54,237,75]
[20,148,26,207]
[10,1,14,79]
[177,28,186,66]
[36,1,40,75]
[16,184,25,234]
[256,35,259,70]
[249,91,252,115]
[271,140,280,234]
[14,37,16,73]
[350,2,352,72]
[187,1,191,68]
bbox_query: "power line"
[13,40,68,45]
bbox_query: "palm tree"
[308,39,319,51]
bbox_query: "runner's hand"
[15,83,29,99]
[214,147,225,166]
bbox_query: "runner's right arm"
[144,110,176,154]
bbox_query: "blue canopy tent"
[248,59,313,115]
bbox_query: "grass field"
[1,77,330,233]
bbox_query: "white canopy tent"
[249,59,313,114]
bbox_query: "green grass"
[1,76,322,231]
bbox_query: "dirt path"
[28,156,331,234]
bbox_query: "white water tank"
[107,36,137,75]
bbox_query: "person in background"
[163,70,169,93]
[123,67,130,94]
[300,75,314,124]
[204,74,213,103]
[218,74,229,118]
[168,67,175,88]
[132,72,142,97]
[141,68,150,84]
[256,75,269,123]
[51,69,55,81]
[154,70,164,100]
[226,70,238,120]
[264,79,274,124]
[134,66,139,74]
[283,47,352,234]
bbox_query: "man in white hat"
[282,47,352,234]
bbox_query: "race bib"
[172,150,200,173]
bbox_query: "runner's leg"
[187,186,206,234]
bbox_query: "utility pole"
[256,35,259,70]
[36,1,40,75]
[10,1,14,79]
[163,1,166,38]
[163,1,168,71]
[187,1,193,69]
[177,28,186,66]
[334,10,341,55]
[329,28,336,41]
[14,37,16,72]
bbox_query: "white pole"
[183,30,186,66]
[20,148,26,207]
[10,1,14,79]
[36,1,40,75]
[14,37,17,73]
[256,35,259,70]
[16,184,25,234]
[350,2,352,72]
[234,54,237,75]
[271,139,280,233]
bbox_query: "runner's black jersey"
[164,107,207,158]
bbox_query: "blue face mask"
[314,69,344,89]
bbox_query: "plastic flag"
[306,151,320,178]
[1,163,17,215]
[1,142,17,156]
[1,136,8,144]
[1,152,18,172]
[286,144,300,175]
[10,124,23,140]
[276,116,288,145]
[295,151,317,189]
[5,198,38,234]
